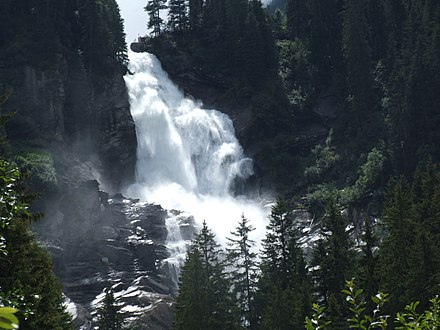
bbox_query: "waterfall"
[124,51,268,283]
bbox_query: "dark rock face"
[2,53,136,193]
[35,181,196,329]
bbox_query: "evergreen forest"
[143,0,440,328]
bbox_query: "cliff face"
[3,52,136,192]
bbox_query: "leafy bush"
[305,280,440,329]
[304,130,340,183]
[0,306,19,329]
[14,151,57,186]
[340,147,385,204]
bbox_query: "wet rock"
[135,243,156,270]
[98,244,133,266]
[127,299,175,330]
[177,215,197,241]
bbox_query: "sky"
[116,0,149,43]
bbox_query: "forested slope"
[140,0,440,328]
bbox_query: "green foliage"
[0,0,127,76]
[145,0,168,37]
[0,307,19,330]
[0,160,38,255]
[174,221,239,329]
[379,162,440,315]
[311,195,355,329]
[257,198,311,329]
[96,288,123,330]
[304,303,331,330]
[79,0,128,77]
[278,38,316,110]
[340,147,385,204]
[14,151,57,186]
[0,160,72,329]
[285,0,308,40]
[343,279,389,329]
[395,297,440,329]
[304,131,340,183]
[307,283,440,329]
[226,214,258,328]
[168,0,189,32]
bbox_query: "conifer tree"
[379,164,440,315]
[174,222,239,329]
[105,0,128,68]
[226,214,258,328]
[96,288,123,330]
[174,248,209,330]
[256,198,311,329]
[0,160,73,330]
[341,0,380,153]
[311,194,354,330]
[145,0,167,37]
[168,0,189,32]
[285,0,308,40]
[307,0,343,83]
[78,0,128,76]
[356,216,379,314]
[378,177,414,315]
[188,0,204,32]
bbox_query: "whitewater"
[124,51,269,271]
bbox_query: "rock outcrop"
[36,181,196,328]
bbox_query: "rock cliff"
[2,52,136,193]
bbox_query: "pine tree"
[174,222,239,329]
[168,0,189,32]
[173,248,209,330]
[378,177,415,315]
[226,214,258,328]
[406,162,440,308]
[379,163,440,314]
[365,0,386,61]
[96,288,123,330]
[256,198,311,329]
[311,194,354,330]
[105,0,128,69]
[188,0,204,32]
[307,0,343,83]
[285,0,308,40]
[145,0,167,37]
[78,0,128,76]
[341,0,381,153]
[357,216,379,314]
[238,0,276,86]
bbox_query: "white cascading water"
[124,51,268,282]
